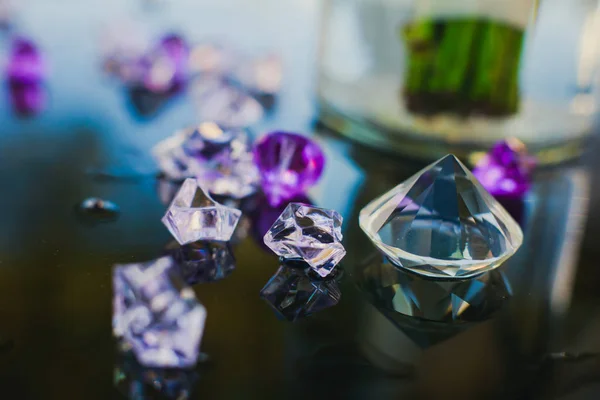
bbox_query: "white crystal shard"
[264,203,346,277]
[162,178,241,244]
[359,154,523,279]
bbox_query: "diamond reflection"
[355,255,512,324]
[164,240,235,285]
[260,263,341,322]
[114,351,199,400]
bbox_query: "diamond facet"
[165,240,235,284]
[112,256,207,367]
[260,264,341,321]
[162,178,242,245]
[253,132,325,207]
[264,203,345,277]
[153,124,259,198]
[359,154,523,279]
[473,139,535,198]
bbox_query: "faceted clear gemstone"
[356,256,512,323]
[473,138,535,198]
[253,132,325,207]
[153,123,259,198]
[165,240,235,284]
[191,77,264,128]
[114,352,199,400]
[112,256,207,367]
[260,265,341,321]
[264,203,346,277]
[359,154,523,279]
[162,178,241,244]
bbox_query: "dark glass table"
[0,1,599,399]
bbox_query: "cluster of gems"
[114,133,526,370]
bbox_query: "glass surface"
[0,1,599,399]
[318,0,600,163]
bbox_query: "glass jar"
[318,0,600,164]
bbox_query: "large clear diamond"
[162,178,241,245]
[359,154,523,279]
[112,256,207,368]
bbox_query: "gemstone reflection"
[164,240,235,285]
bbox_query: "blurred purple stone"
[141,34,189,93]
[8,81,45,116]
[6,37,45,84]
[473,139,535,198]
[253,132,325,207]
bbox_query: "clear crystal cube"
[162,178,241,245]
[113,256,207,368]
[260,265,341,321]
[359,154,523,279]
[263,203,346,277]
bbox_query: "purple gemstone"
[473,139,535,198]
[113,257,207,368]
[6,37,45,84]
[8,81,45,116]
[142,34,189,93]
[253,132,325,207]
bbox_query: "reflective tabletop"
[0,1,600,399]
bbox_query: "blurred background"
[0,0,600,399]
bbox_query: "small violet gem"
[253,132,325,207]
[473,139,535,198]
[6,37,46,84]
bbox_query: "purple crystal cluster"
[113,257,207,368]
[473,139,535,198]
[5,37,46,116]
[154,128,326,207]
[104,31,189,93]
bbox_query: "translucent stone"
[162,178,241,244]
[359,154,523,279]
[264,203,346,277]
[152,123,259,199]
[260,264,341,321]
[112,256,207,368]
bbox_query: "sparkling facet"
[356,256,512,323]
[6,37,45,84]
[263,203,345,277]
[112,256,207,367]
[260,265,341,321]
[153,124,259,198]
[253,132,325,207]
[191,77,264,128]
[473,139,535,198]
[359,154,523,279]
[165,240,235,284]
[162,178,242,244]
